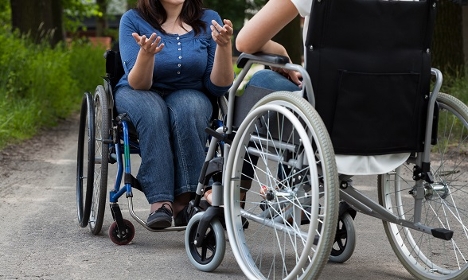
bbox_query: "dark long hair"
[136,0,206,35]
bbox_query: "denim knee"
[114,86,175,204]
[246,69,300,92]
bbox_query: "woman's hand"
[132,32,165,55]
[211,19,233,47]
[128,32,163,90]
[271,66,303,87]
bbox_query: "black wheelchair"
[76,0,468,278]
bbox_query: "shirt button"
[178,42,181,45]
[178,48,181,51]
[177,71,180,74]
[178,64,181,67]
[178,56,182,59]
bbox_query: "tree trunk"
[272,16,303,64]
[10,0,64,47]
[96,0,108,37]
[432,0,464,78]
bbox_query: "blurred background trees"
[0,0,466,150]
[433,0,466,77]
[3,0,468,76]
[10,0,65,46]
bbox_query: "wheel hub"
[424,182,449,200]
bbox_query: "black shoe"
[174,205,189,227]
[147,203,173,229]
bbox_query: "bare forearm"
[256,40,289,57]
[128,50,155,90]
[211,44,234,87]
[236,0,298,55]
[209,19,234,87]
[128,32,165,90]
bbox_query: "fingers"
[211,19,233,46]
[223,19,233,30]
[289,72,302,86]
[134,32,164,54]
[271,67,302,87]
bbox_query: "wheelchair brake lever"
[205,127,232,145]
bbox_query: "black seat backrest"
[306,0,436,155]
[105,50,125,91]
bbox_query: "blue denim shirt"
[116,9,231,97]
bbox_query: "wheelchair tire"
[224,91,339,279]
[378,92,468,279]
[185,212,226,272]
[87,85,110,235]
[108,219,135,245]
[76,92,95,228]
[329,212,356,263]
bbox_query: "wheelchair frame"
[76,0,468,277]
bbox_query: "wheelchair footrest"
[431,228,453,240]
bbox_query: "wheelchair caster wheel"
[185,212,225,272]
[329,212,356,263]
[108,219,135,245]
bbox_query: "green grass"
[0,29,106,150]
[441,73,468,102]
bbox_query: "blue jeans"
[246,69,300,92]
[114,86,212,204]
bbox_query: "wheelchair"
[76,48,228,245]
[75,48,337,275]
[186,0,468,279]
[76,0,468,278]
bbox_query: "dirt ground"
[0,114,79,189]
[0,113,414,280]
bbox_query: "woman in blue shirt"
[114,0,234,229]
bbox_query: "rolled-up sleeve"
[290,0,312,17]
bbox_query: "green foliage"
[441,69,468,102]
[0,0,10,25]
[203,0,266,31]
[62,0,102,34]
[127,0,137,9]
[0,29,106,150]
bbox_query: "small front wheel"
[329,212,356,263]
[108,219,135,245]
[185,212,225,272]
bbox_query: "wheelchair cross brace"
[339,179,453,241]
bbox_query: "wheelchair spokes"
[378,93,468,279]
[224,92,339,279]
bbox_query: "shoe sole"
[147,219,172,229]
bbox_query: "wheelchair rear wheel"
[224,92,339,279]
[76,92,95,227]
[87,85,110,235]
[379,92,468,279]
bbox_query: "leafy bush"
[0,29,106,149]
[441,69,468,102]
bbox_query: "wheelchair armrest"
[236,52,290,69]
